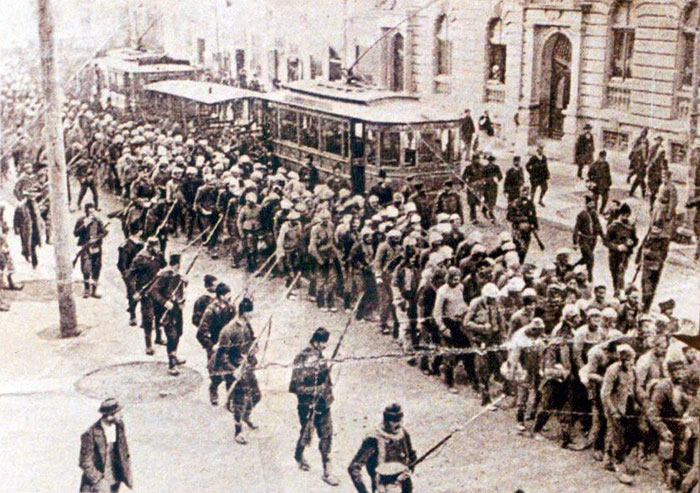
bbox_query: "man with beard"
[289,327,339,486]
[605,203,637,297]
[573,195,604,282]
[348,403,417,493]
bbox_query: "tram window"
[403,132,417,167]
[280,109,298,142]
[419,133,437,163]
[300,114,319,149]
[366,129,377,164]
[380,132,400,167]
[322,119,343,156]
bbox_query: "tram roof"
[144,80,258,105]
[96,56,196,75]
[259,81,464,125]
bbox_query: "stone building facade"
[348,0,700,179]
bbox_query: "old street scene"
[1,0,700,491]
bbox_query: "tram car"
[255,79,464,194]
[94,48,196,113]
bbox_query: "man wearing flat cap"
[348,403,417,493]
[79,398,132,492]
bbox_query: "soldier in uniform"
[74,203,108,299]
[573,195,604,282]
[637,224,670,313]
[310,209,338,312]
[198,282,236,404]
[127,237,166,355]
[506,185,538,264]
[237,192,262,272]
[575,123,595,179]
[374,229,403,334]
[191,274,217,328]
[289,327,339,486]
[147,254,186,376]
[194,174,222,258]
[117,226,144,326]
[647,135,666,208]
[276,210,303,295]
[75,156,100,210]
[348,403,418,493]
[462,158,483,223]
[218,297,261,444]
[604,203,637,297]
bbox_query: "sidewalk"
[490,147,698,270]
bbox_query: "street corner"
[75,361,203,404]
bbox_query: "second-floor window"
[610,0,635,81]
[435,15,451,76]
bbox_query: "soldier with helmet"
[165,166,186,236]
[195,174,222,257]
[237,191,262,272]
[348,403,417,493]
[276,210,303,295]
[309,208,338,312]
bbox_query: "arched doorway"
[390,33,404,91]
[540,33,571,139]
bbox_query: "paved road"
[0,181,692,492]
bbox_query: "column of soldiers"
[3,74,699,492]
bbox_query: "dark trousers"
[531,180,548,204]
[443,318,477,388]
[80,251,102,282]
[630,172,646,197]
[579,242,595,282]
[534,379,573,440]
[593,189,609,213]
[123,278,136,318]
[295,403,332,461]
[77,180,99,209]
[608,251,630,295]
[642,266,662,312]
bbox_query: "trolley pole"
[37,0,79,337]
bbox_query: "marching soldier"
[198,282,236,405]
[74,203,108,299]
[147,254,186,376]
[348,403,418,493]
[506,185,538,264]
[165,167,186,236]
[237,192,262,272]
[74,155,100,210]
[117,226,144,326]
[218,297,262,444]
[289,327,339,486]
[192,273,218,329]
[573,195,604,282]
[604,203,637,297]
[194,174,222,258]
[127,237,166,354]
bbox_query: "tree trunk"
[37,0,79,337]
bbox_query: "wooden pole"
[37,0,79,337]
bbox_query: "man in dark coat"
[575,123,595,179]
[462,156,484,223]
[647,136,666,207]
[526,144,549,207]
[628,128,649,197]
[306,154,319,192]
[504,156,524,204]
[13,193,43,269]
[481,155,502,222]
[433,180,463,221]
[507,185,538,263]
[79,398,132,493]
[117,227,144,326]
[460,109,476,160]
[605,203,638,296]
[573,195,604,282]
[588,150,612,213]
[74,203,108,299]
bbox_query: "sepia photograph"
[0,0,699,491]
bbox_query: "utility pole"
[37,0,79,337]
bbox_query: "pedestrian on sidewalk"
[526,144,549,207]
[588,150,612,214]
[504,156,524,204]
[575,123,595,180]
[628,128,649,197]
[460,109,475,161]
[79,398,132,493]
[573,195,604,282]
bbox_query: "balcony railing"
[485,81,505,104]
[606,83,630,112]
